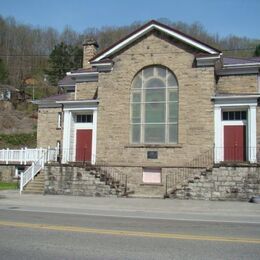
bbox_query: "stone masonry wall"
[83,44,98,69]
[216,75,257,94]
[43,165,117,196]
[37,107,62,148]
[0,165,16,182]
[43,165,203,198]
[102,166,166,197]
[175,166,260,201]
[75,82,98,100]
[96,32,215,167]
[43,165,260,200]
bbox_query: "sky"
[1,0,260,39]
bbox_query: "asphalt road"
[0,209,260,260]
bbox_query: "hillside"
[0,101,37,148]
[0,16,259,88]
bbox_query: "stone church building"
[35,20,260,199]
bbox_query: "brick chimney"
[82,38,99,69]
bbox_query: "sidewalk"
[0,190,260,223]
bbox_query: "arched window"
[131,66,178,144]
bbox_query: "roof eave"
[56,99,99,104]
[212,94,260,100]
[66,71,98,83]
[217,66,259,76]
[56,99,99,109]
[32,100,62,108]
[196,54,222,67]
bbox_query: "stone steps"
[23,172,44,194]
[171,168,213,199]
[88,168,129,197]
[43,165,129,197]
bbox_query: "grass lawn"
[0,182,18,190]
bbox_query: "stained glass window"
[131,66,178,144]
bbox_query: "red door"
[76,129,92,162]
[224,125,246,161]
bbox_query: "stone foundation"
[43,165,118,196]
[175,166,260,201]
[43,164,260,200]
[0,165,18,183]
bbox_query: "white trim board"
[62,106,98,165]
[214,103,257,163]
[92,23,219,62]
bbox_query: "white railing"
[0,147,58,165]
[214,146,258,164]
[19,153,46,194]
[18,147,59,194]
[0,146,58,194]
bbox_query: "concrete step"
[26,180,44,184]
[34,177,45,181]
[26,183,44,188]
[24,188,44,192]
[23,190,43,194]
[23,186,44,191]
[128,194,163,199]
[23,172,44,193]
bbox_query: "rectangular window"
[145,103,165,123]
[144,124,165,143]
[142,168,161,184]
[222,111,247,121]
[132,124,141,143]
[223,111,228,120]
[57,112,62,129]
[169,124,178,143]
[76,114,93,123]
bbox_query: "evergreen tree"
[254,44,260,56]
[45,42,82,85]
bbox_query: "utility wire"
[0,48,256,57]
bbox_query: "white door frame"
[73,112,96,163]
[60,101,98,164]
[214,96,257,163]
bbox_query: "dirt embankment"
[0,101,37,134]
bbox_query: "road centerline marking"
[0,220,259,244]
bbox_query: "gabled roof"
[216,56,260,76]
[58,75,75,87]
[70,67,97,74]
[91,20,221,62]
[32,93,75,108]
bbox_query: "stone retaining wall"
[44,165,260,200]
[43,165,117,197]
[0,165,17,183]
[175,166,260,201]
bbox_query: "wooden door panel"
[224,125,246,161]
[76,129,92,162]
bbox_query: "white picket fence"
[0,147,58,165]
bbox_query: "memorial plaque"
[147,151,158,159]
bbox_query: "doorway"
[224,125,246,161]
[75,129,92,162]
